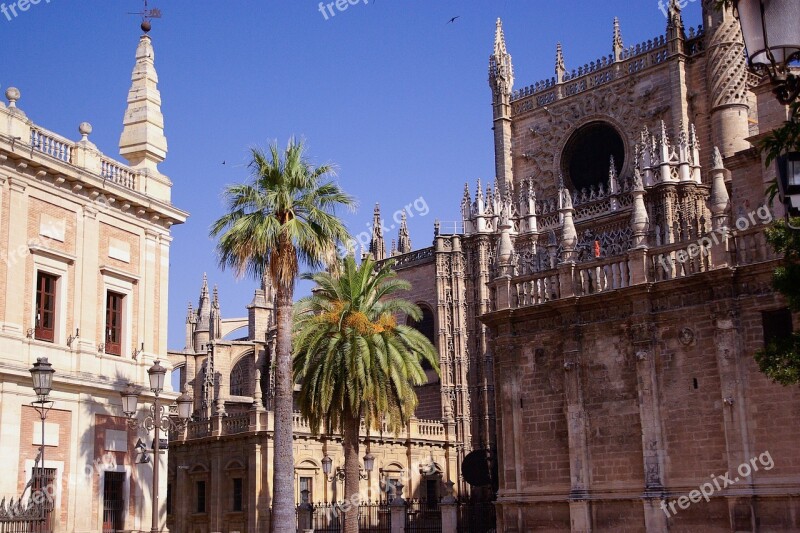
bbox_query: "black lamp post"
[120,361,193,533]
[29,357,55,504]
[733,0,800,105]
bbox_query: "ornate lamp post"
[120,361,193,533]
[733,0,800,105]
[321,452,375,501]
[29,357,54,505]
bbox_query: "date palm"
[293,255,439,533]
[210,139,354,533]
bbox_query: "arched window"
[407,305,436,370]
[230,356,254,397]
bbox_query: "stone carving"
[679,327,695,346]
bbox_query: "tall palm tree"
[293,255,439,533]
[210,139,354,533]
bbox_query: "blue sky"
[2,0,702,350]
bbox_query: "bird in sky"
[447,16,460,24]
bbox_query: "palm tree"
[293,255,439,533]
[210,139,354,533]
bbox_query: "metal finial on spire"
[129,0,162,33]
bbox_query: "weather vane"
[128,0,162,33]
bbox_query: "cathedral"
[168,1,800,531]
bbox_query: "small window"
[35,272,58,342]
[105,291,124,356]
[762,308,793,348]
[232,478,243,512]
[196,480,206,514]
[299,476,312,503]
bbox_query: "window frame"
[35,271,58,342]
[104,291,125,356]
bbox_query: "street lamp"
[733,0,800,104]
[29,357,54,523]
[119,361,193,533]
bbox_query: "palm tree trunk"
[342,413,361,533]
[271,282,295,533]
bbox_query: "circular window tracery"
[561,122,625,191]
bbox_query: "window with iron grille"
[35,272,58,342]
[105,291,124,356]
[232,478,243,512]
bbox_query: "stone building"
[0,26,187,533]
[166,1,800,532]
[166,272,457,533]
[376,1,800,531]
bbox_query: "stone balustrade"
[174,412,451,443]
[492,224,778,311]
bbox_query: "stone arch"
[229,352,255,397]
[556,114,632,192]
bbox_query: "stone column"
[440,499,457,533]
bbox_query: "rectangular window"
[232,478,243,512]
[762,308,793,348]
[196,480,206,514]
[105,291,124,356]
[35,272,58,342]
[299,476,312,503]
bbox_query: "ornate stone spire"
[490,18,515,196]
[666,0,685,39]
[119,31,168,174]
[196,273,211,332]
[555,42,566,83]
[489,18,514,95]
[390,239,398,257]
[369,203,386,261]
[613,18,624,61]
[397,211,412,254]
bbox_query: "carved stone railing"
[386,247,435,269]
[414,419,446,439]
[734,225,780,266]
[223,413,250,435]
[30,127,73,163]
[186,419,212,439]
[574,256,631,296]
[101,157,137,190]
[513,270,560,307]
[491,224,779,311]
[512,34,670,112]
[293,412,311,432]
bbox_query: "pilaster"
[2,177,27,334]
[75,204,99,358]
[563,338,591,532]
